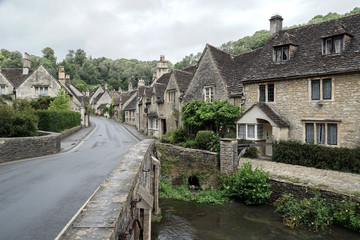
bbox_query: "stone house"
[120,88,137,124]
[0,53,61,100]
[89,85,112,115]
[236,14,360,155]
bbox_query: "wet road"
[0,117,137,240]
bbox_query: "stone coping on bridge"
[59,139,155,240]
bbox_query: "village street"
[0,117,138,240]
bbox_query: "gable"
[183,47,229,103]
[0,72,14,89]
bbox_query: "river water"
[152,199,360,240]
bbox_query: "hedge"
[272,140,360,173]
[36,110,81,132]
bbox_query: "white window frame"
[274,45,290,62]
[237,124,265,141]
[204,86,214,103]
[34,86,49,96]
[149,118,159,130]
[323,35,343,55]
[304,122,339,146]
[0,86,5,95]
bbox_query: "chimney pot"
[270,14,283,37]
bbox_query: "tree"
[0,49,22,68]
[174,52,201,70]
[49,88,71,110]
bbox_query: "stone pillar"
[136,185,153,240]
[220,138,238,174]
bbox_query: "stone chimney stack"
[65,74,70,85]
[270,14,283,37]
[128,81,133,91]
[152,55,169,83]
[138,79,145,87]
[22,52,31,75]
[104,82,108,91]
[58,66,66,85]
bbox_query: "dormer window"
[274,45,289,62]
[323,35,343,55]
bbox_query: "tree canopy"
[49,88,71,111]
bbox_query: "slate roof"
[124,97,136,111]
[0,68,34,88]
[148,111,158,118]
[120,90,137,106]
[241,102,290,127]
[145,87,152,104]
[92,92,104,105]
[173,69,193,93]
[240,13,360,82]
[182,65,197,73]
[154,73,170,103]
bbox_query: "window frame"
[237,123,265,141]
[310,78,333,101]
[259,83,275,103]
[167,90,176,102]
[304,122,338,146]
[0,86,5,95]
[323,35,343,55]
[274,45,290,62]
[204,86,214,103]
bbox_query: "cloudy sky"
[0,0,359,63]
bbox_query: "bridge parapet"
[58,139,158,240]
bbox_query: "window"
[1,86,5,95]
[204,86,214,103]
[149,118,159,130]
[311,79,332,101]
[259,83,274,102]
[167,91,176,102]
[274,45,289,62]
[237,124,264,140]
[323,36,343,55]
[305,122,338,145]
[34,86,48,96]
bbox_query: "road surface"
[0,117,137,240]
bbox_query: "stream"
[152,199,360,240]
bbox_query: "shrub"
[172,127,188,143]
[0,102,38,137]
[195,130,220,152]
[333,198,360,232]
[192,188,230,205]
[222,162,272,204]
[274,194,334,231]
[273,140,360,173]
[36,110,81,132]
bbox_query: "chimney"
[138,79,145,87]
[104,82,108,91]
[128,81,133,91]
[270,14,283,37]
[65,74,70,85]
[22,52,31,75]
[58,66,66,85]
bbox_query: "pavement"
[244,158,360,198]
[61,119,149,153]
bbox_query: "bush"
[333,198,360,232]
[36,110,81,132]
[273,140,360,173]
[222,162,272,204]
[274,194,334,231]
[0,102,38,137]
[195,130,220,152]
[160,128,188,144]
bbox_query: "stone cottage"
[236,14,360,155]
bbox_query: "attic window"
[323,35,343,55]
[274,45,289,62]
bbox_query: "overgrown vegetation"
[275,194,360,233]
[0,100,38,137]
[221,162,272,205]
[272,140,360,173]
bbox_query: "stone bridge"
[58,139,160,240]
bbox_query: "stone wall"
[155,142,220,189]
[0,131,61,163]
[60,139,157,240]
[243,73,360,148]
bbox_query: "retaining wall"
[0,131,61,163]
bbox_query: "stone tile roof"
[120,90,137,105]
[145,87,152,104]
[241,13,360,82]
[0,68,34,88]
[173,69,193,93]
[182,65,197,73]
[92,92,104,105]
[113,96,120,106]
[124,97,136,111]
[242,102,290,127]
[147,111,158,118]
[98,103,108,109]
[207,44,245,96]
[154,73,170,103]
